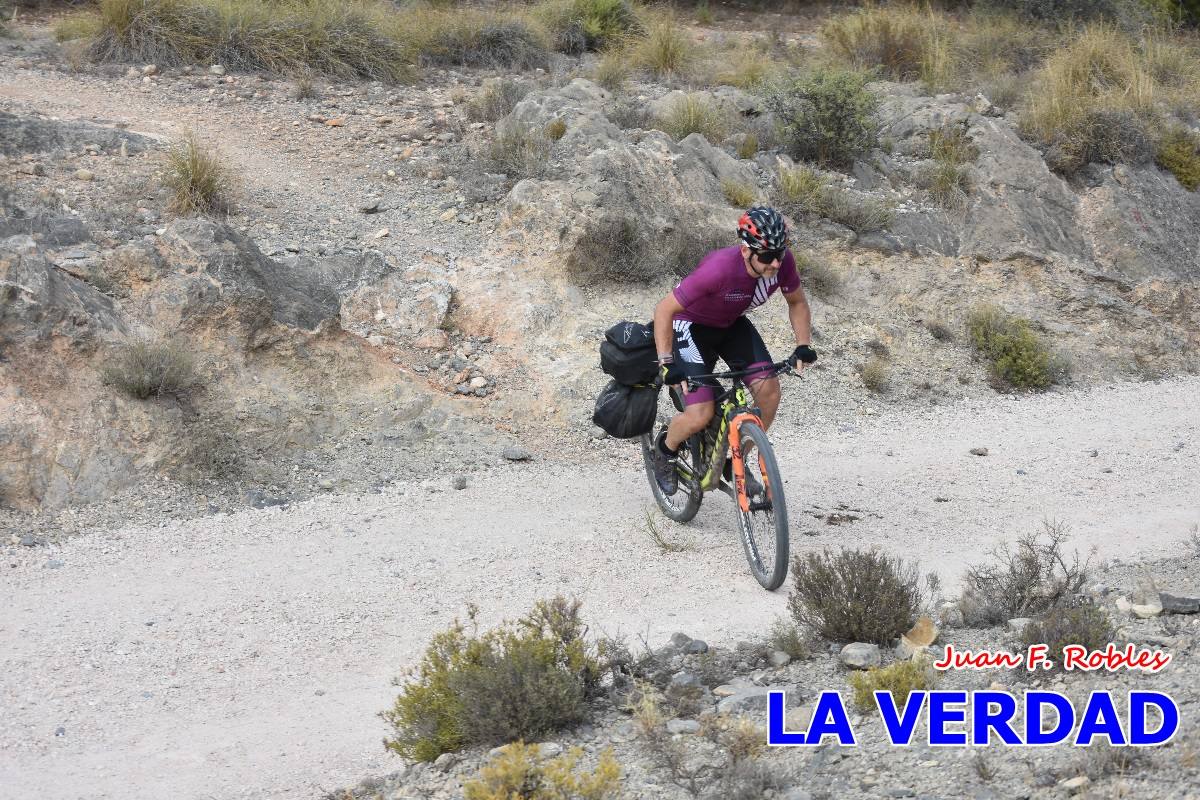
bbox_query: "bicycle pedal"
[748,499,773,513]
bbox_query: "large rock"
[339,267,453,346]
[840,643,881,669]
[0,110,155,157]
[716,685,805,716]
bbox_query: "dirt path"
[2,376,1197,799]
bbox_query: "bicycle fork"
[728,411,771,513]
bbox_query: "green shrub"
[537,0,642,54]
[383,598,604,762]
[767,618,809,660]
[960,521,1091,626]
[81,0,413,81]
[654,93,729,142]
[467,79,531,123]
[1019,604,1115,672]
[164,134,233,216]
[788,548,921,644]
[101,336,198,399]
[761,67,879,169]
[1156,124,1200,190]
[464,742,621,800]
[966,304,1058,389]
[848,660,936,714]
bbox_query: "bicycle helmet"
[737,206,789,252]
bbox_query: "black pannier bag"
[600,320,658,385]
[592,379,658,439]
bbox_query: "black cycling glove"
[787,344,818,368]
[660,362,688,386]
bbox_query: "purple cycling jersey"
[672,246,800,328]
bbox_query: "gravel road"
[2,376,1197,799]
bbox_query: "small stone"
[502,446,531,462]
[536,742,562,759]
[432,752,459,773]
[666,719,701,735]
[469,376,488,389]
[969,447,989,456]
[840,643,881,669]
[314,689,326,696]
[712,685,739,698]
[768,650,792,667]
[670,632,692,649]
[209,64,226,76]
[75,169,95,181]
[668,671,701,690]
[1116,595,1133,614]
[1006,617,1033,632]
[325,118,344,127]
[685,639,709,655]
[1060,776,1089,793]
[20,535,37,547]
[55,727,66,736]
[885,789,916,798]
[359,199,382,214]
[373,228,390,239]
[141,64,158,76]
[45,560,64,569]
[590,426,608,440]
[438,208,458,222]
[451,475,468,490]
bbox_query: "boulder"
[840,643,881,669]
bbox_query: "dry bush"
[630,12,694,79]
[861,356,889,393]
[1020,25,1160,174]
[924,318,955,342]
[605,98,653,130]
[1076,741,1151,781]
[382,598,603,762]
[163,134,233,216]
[848,659,936,714]
[483,127,552,181]
[466,79,531,123]
[1019,603,1115,671]
[654,92,729,142]
[799,256,842,299]
[711,45,784,90]
[736,131,759,159]
[395,9,550,71]
[767,618,808,660]
[821,3,950,85]
[290,71,316,100]
[721,178,757,208]
[960,520,1092,626]
[788,548,921,644]
[628,686,702,794]
[776,165,892,233]
[593,46,630,91]
[77,0,413,81]
[567,215,726,283]
[546,118,568,141]
[100,336,197,399]
[535,0,642,55]
[463,741,621,800]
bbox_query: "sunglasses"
[753,249,785,265]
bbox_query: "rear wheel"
[733,421,789,590]
[640,387,702,523]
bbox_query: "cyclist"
[648,206,817,495]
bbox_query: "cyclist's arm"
[782,287,813,348]
[653,291,685,361]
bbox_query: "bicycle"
[639,362,796,591]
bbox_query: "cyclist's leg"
[716,317,779,428]
[663,320,720,450]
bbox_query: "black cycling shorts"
[670,316,774,407]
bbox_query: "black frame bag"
[593,379,658,439]
[600,320,658,386]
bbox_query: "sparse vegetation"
[101,336,198,400]
[630,13,694,79]
[1019,603,1115,671]
[163,134,233,216]
[799,255,842,299]
[567,214,726,283]
[536,0,642,55]
[484,127,553,181]
[788,548,921,644]
[467,80,531,123]
[821,4,950,85]
[921,121,979,210]
[290,71,316,100]
[643,510,695,553]
[654,93,729,142]
[973,752,999,782]
[762,66,880,169]
[966,304,1059,390]
[960,520,1092,626]
[593,47,630,91]
[721,178,757,208]
[861,356,890,393]
[736,132,759,159]
[403,12,550,71]
[924,318,955,342]
[382,598,604,762]
[463,741,621,800]
[776,165,893,233]
[767,618,809,660]
[848,659,936,714]
[1156,124,1200,190]
[546,118,568,141]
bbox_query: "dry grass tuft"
[163,134,233,216]
[101,335,198,399]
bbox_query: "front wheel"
[733,421,789,590]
